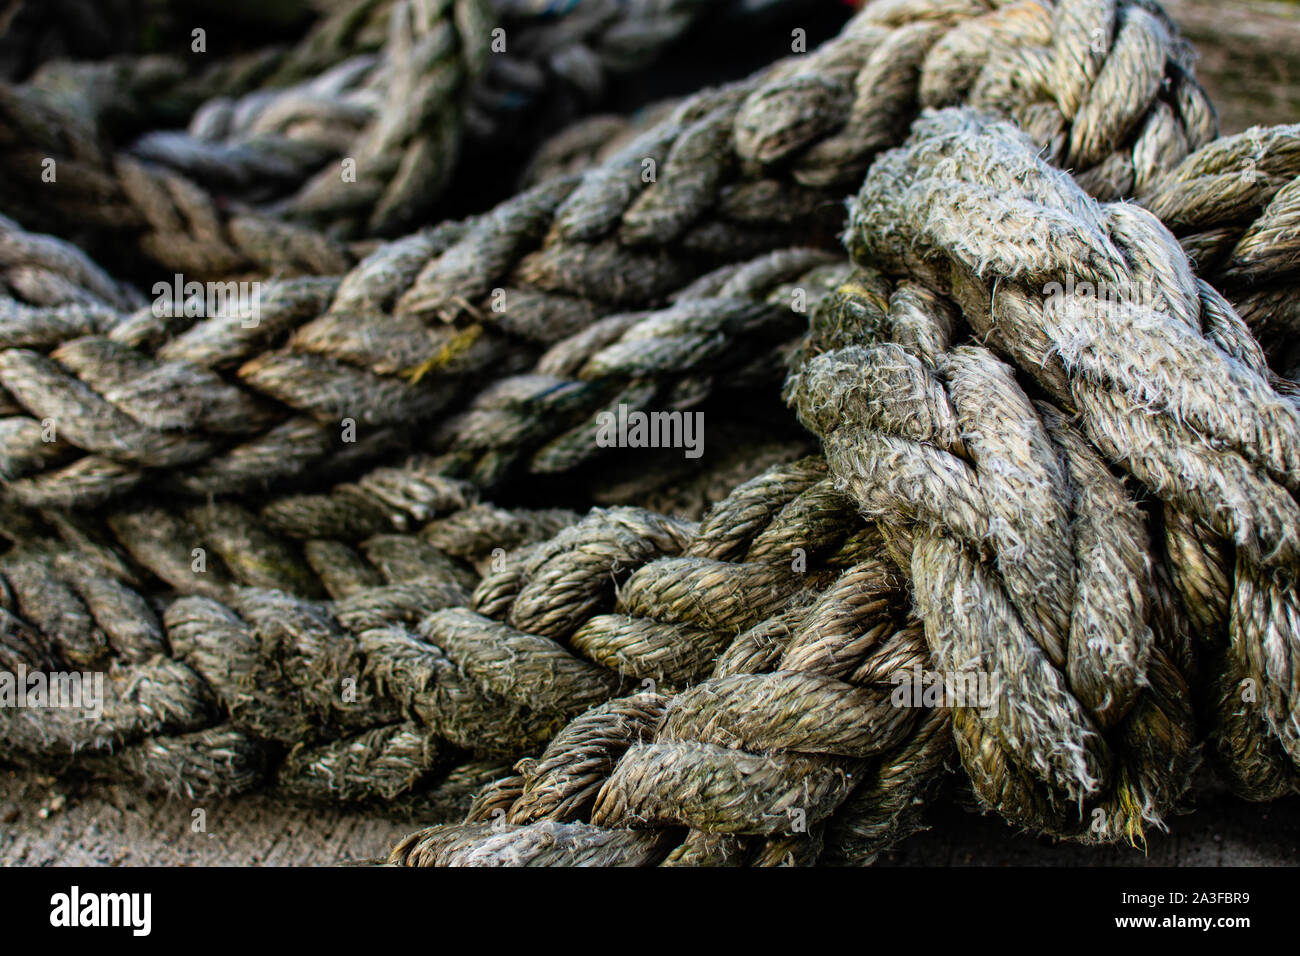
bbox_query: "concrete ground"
[1,767,407,866]
[3,764,1296,866]
[879,785,1300,867]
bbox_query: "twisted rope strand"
[0,0,1213,515]
[829,107,1299,810]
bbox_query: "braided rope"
[0,0,821,279]
[0,502,698,802]
[3,403,813,613]
[378,0,1300,863]
[0,0,497,278]
[1134,123,1300,378]
[787,276,1197,840]
[133,0,802,236]
[132,0,494,239]
[349,102,1300,859]
[8,0,1300,867]
[0,181,824,511]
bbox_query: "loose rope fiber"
[1135,123,1300,379]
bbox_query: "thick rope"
[11,0,1300,868]
[388,456,955,866]
[381,0,1300,862]
[0,0,819,277]
[808,107,1300,813]
[3,453,950,854]
[131,0,496,240]
[0,0,1212,514]
[1,503,695,803]
[132,0,801,237]
[786,270,1198,841]
[381,103,1300,862]
[0,182,825,512]
[1135,123,1300,379]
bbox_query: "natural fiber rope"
[787,275,1198,841]
[2,426,813,612]
[134,0,496,240]
[381,127,1300,864]
[0,80,358,279]
[0,219,826,599]
[0,502,690,801]
[0,199,832,528]
[2,455,944,845]
[1134,123,1300,379]
[0,0,1212,516]
[389,456,955,866]
[132,0,798,237]
[380,0,1300,863]
[795,107,1300,820]
[7,0,1300,868]
[0,0,814,278]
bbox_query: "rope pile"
[0,0,1297,866]
[0,0,1215,544]
[0,0,808,279]
[387,1,1300,862]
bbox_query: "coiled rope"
[2,455,946,857]
[5,0,1300,866]
[0,0,1217,554]
[379,1,1300,865]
